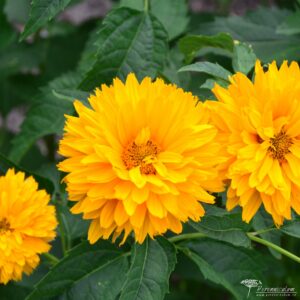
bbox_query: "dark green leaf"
[26,241,130,300]
[119,0,189,40]
[150,0,189,40]
[191,214,251,248]
[52,89,90,107]
[80,8,168,90]
[252,209,281,259]
[179,33,234,62]
[281,217,300,238]
[277,11,300,35]
[232,42,256,75]
[179,61,232,82]
[196,89,215,101]
[204,204,229,216]
[34,163,61,194]
[8,72,82,163]
[0,152,54,194]
[194,7,300,62]
[0,282,31,300]
[119,237,176,300]
[200,78,228,90]
[180,238,266,300]
[57,203,89,241]
[161,48,190,88]
[77,26,100,74]
[20,0,72,41]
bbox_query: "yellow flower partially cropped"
[207,60,300,226]
[0,169,57,284]
[58,74,226,244]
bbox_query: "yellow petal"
[242,192,261,223]
[135,127,151,145]
[129,167,146,188]
[147,195,166,218]
[88,219,102,244]
[114,201,128,226]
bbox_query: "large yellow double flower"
[207,61,300,226]
[58,74,226,244]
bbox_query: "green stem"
[247,233,300,264]
[43,252,60,266]
[144,0,149,12]
[251,227,276,236]
[168,232,207,243]
[169,232,300,264]
[56,209,68,256]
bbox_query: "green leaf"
[80,8,168,90]
[56,203,89,241]
[150,0,189,40]
[180,238,266,300]
[0,152,54,194]
[252,209,281,259]
[20,0,72,41]
[232,42,256,75]
[119,0,189,40]
[194,7,300,62]
[204,204,229,216]
[34,162,61,194]
[119,237,176,300]
[77,26,100,74]
[52,88,90,107]
[200,78,228,90]
[277,11,300,35]
[179,33,234,62]
[0,283,31,300]
[179,61,232,82]
[281,217,300,238]
[8,72,83,163]
[190,214,251,248]
[161,47,190,88]
[26,241,130,300]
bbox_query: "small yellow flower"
[58,74,226,244]
[206,60,300,226]
[0,169,57,284]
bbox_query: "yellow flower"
[206,60,300,226]
[0,169,57,284]
[58,74,225,244]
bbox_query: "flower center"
[268,131,293,162]
[0,218,10,233]
[122,140,160,175]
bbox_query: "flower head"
[58,74,225,244]
[207,60,300,225]
[0,169,57,284]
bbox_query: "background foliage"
[1,0,300,299]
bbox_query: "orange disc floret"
[0,169,57,284]
[206,60,300,226]
[58,73,226,244]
